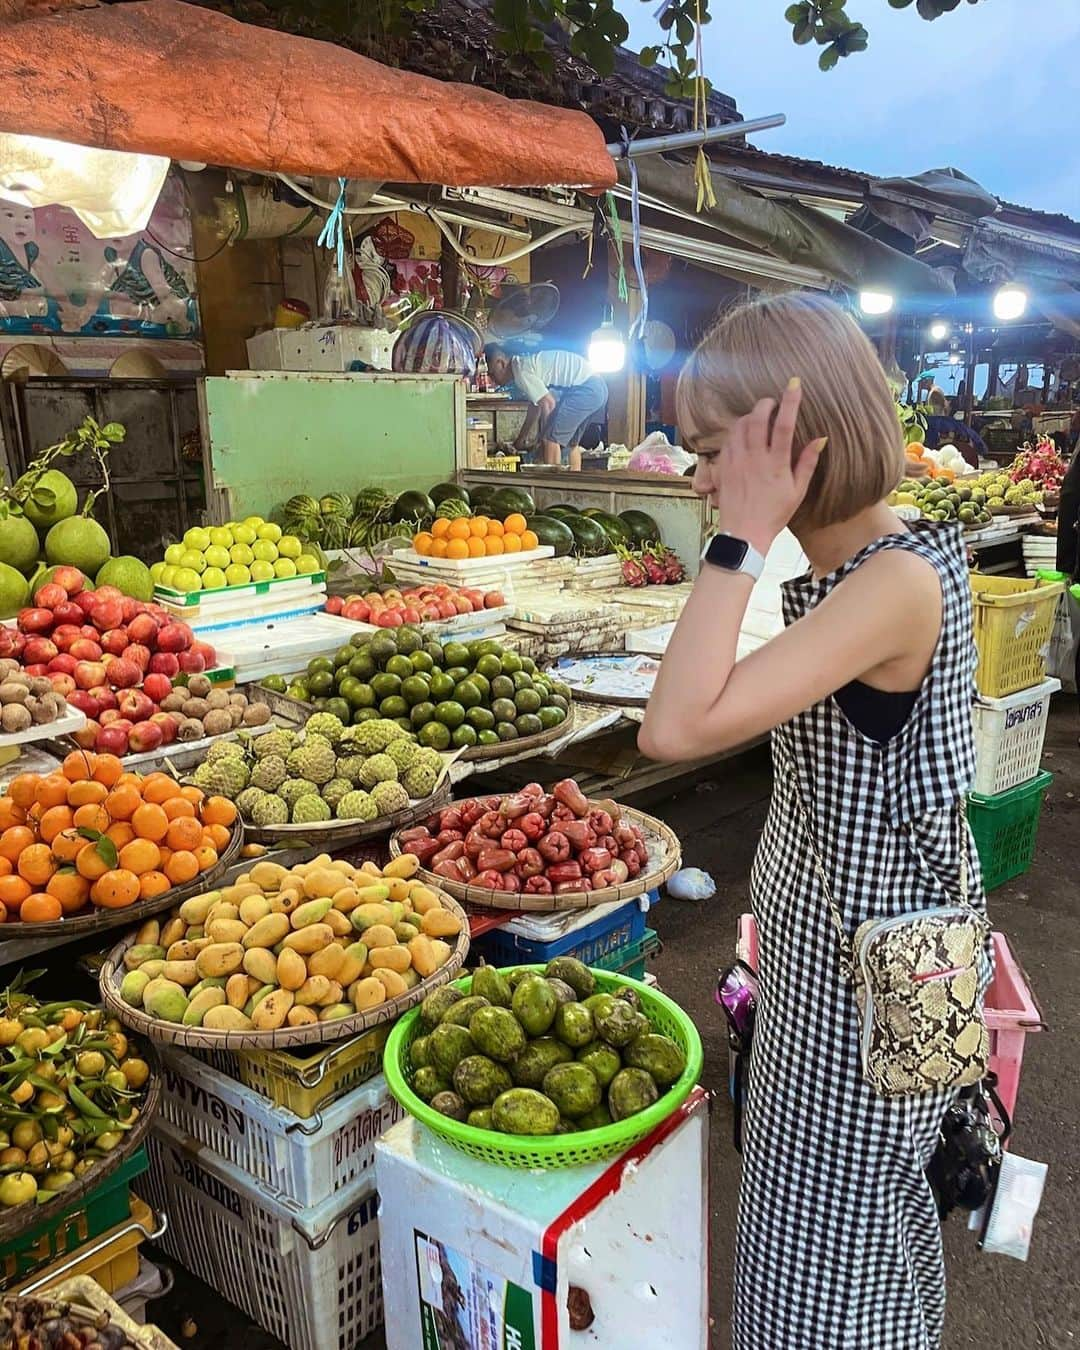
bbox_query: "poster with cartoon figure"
[0,175,199,338]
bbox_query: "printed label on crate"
[348,1192,380,1235]
[3,1209,93,1285]
[165,1145,244,1217]
[415,1233,535,1350]
[333,1100,406,1171]
[1004,700,1045,729]
[163,1066,247,1134]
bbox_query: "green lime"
[394,717,414,734]
[353,707,380,723]
[521,657,537,675]
[380,695,409,719]
[467,705,495,731]
[551,681,572,702]
[401,675,432,706]
[515,688,542,715]
[496,721,519,742]
[492,698,517,723]
[443,641,470,668]
[548,694,569,714]
[435,701,466,730]
[334,645,354,668]
[477,730,500,747]
[512,671,534,692]
[369,634,398,662]
[445,667,469,685]
[475,654,502,680]
[468,672,490,700]
[312,697,328,710]
[538,705,567,730]
[419,721,452,751]
[454,680,482,709]
[515,713,543,737]
[410,651,435,674]
[307,656,334,676]
[351,683,377,709]
[500,652,523,675]
[371,672,402,699]
[451,724,479,749]
[326,697,351,724]
[349,633,369,649]
[308,670,334,697]
[411,701,437,728]
[429,671,455,701]
[396,627,422,655]
[337,675,361,704]
[386,654,414,680]
[349,653,376,681]
[424,641,444,667]
[491,675,515,701]
[259,673,287,693]
[286,684,309,702]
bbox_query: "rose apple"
[452,597,473,615]
[33,583,67,610]
[484,591,505,608]
[126,613,159,645]
[69,638,104,663]
[18,608,54,635]
[401,606,421,624]
[95,724,129,755]
[121,597,144,623]
[128,720,164,753]
[23,637,58,664]
[23,663,48,677]
[375,610,403,628]
[100,628,129,657]
[342,600,371,623]
[177,650,206,674]
[105,656,141,688]
[325,596,344,615]
[148,652,180,678]
[118,689,155,722]
[94,585,124,604]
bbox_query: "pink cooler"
[735,916,1042,1121]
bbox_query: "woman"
[640,294,985,1350]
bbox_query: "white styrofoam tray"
[192,613,352,678]
[319,605,515,637]
[155,572,327,610]
[0,704,86,748]
[391,545,554,571]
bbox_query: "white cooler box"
[376,1086,709,1350]
[246,324,395,372]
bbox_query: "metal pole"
[606,114,786,159]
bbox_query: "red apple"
[51,566,85,595]
[90,599,124,632]
[73,719,99,749]
[118,689,155,722]
[99,710,131,730]
[73,591,98,617]
[401,606,421,624]
[128,720,164,753]
[68,689,100,718]
[100,628,129,656]
[94,585,124,604]
[452,597,473,615]
[142,672,173,703]
[484,591,506,609]
[79,624,99,641]
[18,608,54,635]
[157,623,193,654]
[23,663,48,677]
[89,685,118,713]
[177,650,206,674]
[33,583,67,610]
[0,629,16,657]
[437,601,457,620]
[49,673,76,698]
[121,597,144,623]
[148,651,180,678]
[343,600,371,623]
[191,639,216,666]
[105,656,140,688]
[8,632,25,658]
[47,653,77,676]
[150,711,178,744]
[375,610,403,628]
[325,596,344,615]
[95,723,129,755]
[70,637,104,663]
[125,643,151,672]
[23,636,58,664]
[126,612,159,645]
[53,601,84,627]
[74,660,108,691]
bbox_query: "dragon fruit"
[1009,438,1067,491]
[659,546,686,584]
[640,550,668,585]
[620,552,647,587]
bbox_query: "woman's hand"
[714,379,826,555]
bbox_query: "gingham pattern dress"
[734,521,986,1350]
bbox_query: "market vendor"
[484,343,607,472]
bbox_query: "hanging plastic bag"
[628,430,693,476]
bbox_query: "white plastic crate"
[972,676,1060,796]
[138,1116,382,1350]
[159,1048,403,1209]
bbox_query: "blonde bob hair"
[676,292,905,530]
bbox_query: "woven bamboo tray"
[541,652,655,709]
[458,708,574,763]
[0,828,243,945]
[0,1042,160,1245]
[98,892,470,1050]
[389,797,681,913]
[242,780,452,846]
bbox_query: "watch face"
[705,534,750,570]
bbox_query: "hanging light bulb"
[929,320,949,342]
[588,304,626,374]
[858,289,894,316]
[993,284,1027,321]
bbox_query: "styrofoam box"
[247,325,395,372]
[159,1049,404,1209]
[972,676,1060,796]
[392,545,554,571]
[138,1116,383,1350]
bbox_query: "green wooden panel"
[203,373,459,520]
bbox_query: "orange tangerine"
[104,785,141,821]
[118,838,161,875]
[467,537,486,558]
[520,530,539,552]
[446,538,469,560]
[75,844,113,882]
[502,533,522,554]
[0,800,25,831]
[205,823,231,851]
[0,875,31,912]
[0,827,36,863]
[164,797,196,821]
[487,519,504,537]
[448,518,471,541]
[92,754,124,788]
[193,845,219,872]
[62,750,97,783]
[164,851,199,885]
[141,774,179,806]
[431,517,451,539]
[179,786,205,806]
[0,857,11,878]
[165,817,203,852]
[73,804,109,834]
[67,779,108,808]
[157,846,173,870]
[503,513,527,536]
[469,517,490,539]
[36,775,71,810]
[38,805,73,844]
[46,870,91,914]
[429,538,449,559]
[51,830,86,863]
[131,803,169,843]
[484,536,505,556]
[105,822,136,850]
[115,772,143,790]
[17,844,56,888]
[90,869,141,909]
[414,533,434,557]
[7,774,41,810]
[202,797,237,828]
[138,871,171,900]
[19,892,62,923]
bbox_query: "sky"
[626,1,1080,218]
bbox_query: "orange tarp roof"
[0,0,617,190]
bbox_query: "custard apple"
[385,738,420,771]
[253,728,298,760]
[292,794,332,824]
[236,786,265,818]
[250,754,287,792]
[279,778,320,808]
[305,712,345,745]
[287,734,336,785]
[335,753,367,786]
[322,777,353,810]
[360,753,398,787]
[402,762,439,800]
[336,789,378,822]
[345,719,408,755]
[192,757,250,799]
[251,793,289,826]
[371,780,409,816]
[416,747,445,775]
[206,738,246,764]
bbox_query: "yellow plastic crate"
[14,1195,156,1296]
[485,455,520,472]
[970,574,1064,698]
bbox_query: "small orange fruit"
[166,816,203,852]
[467,537,486,558]
[75,844,113,882]
[193,845,219,872]
[487,519,504,537]
[73,803,109,835]
[484,536,505,556]
[138,871,171,900]
[7,774,41,810]
[431,517,451,539]
[502,533,522,554]
[0,826,36,863]
[0,800,26,831]
[38,805,73,845]
[202,797,237,828]
[132,803,169,843]
[36,776,71,810]
[51,830,86,863]
[205,823,232,851]
[157,846,173,869]
[19,892,62,923]
[429,538,449,558]
[105,822,136,850]
[115,771,142,790]
[164,797,196,821]
[141,774,179,806]
[0,857,11,878]
[90,869,141,909]
[164,851,199,885]
[104,785,142,822]
[503,513,527,536]
[62,749,97,783]
[67,779,108,808]
[448,519,472,541]
[118,838,161,876]
[92,754,124,788]
[179,786,205,805]
[469,517,490,539]
[0,875,31,912]
[46,870,91,914]
[446,538,469,560]
[17,844,56,888]
[414,533,434,557]
[520,530,539,552]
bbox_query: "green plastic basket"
[383,967,702,1170]
[968,770,1053,892]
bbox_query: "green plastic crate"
[599,928,662,981]
[968,771,1053,892]
[0,1146,148,1290]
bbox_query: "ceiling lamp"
[858,289,894,316]
[993,284,1028,322]
[929,320,949,342]
[588,304,626,374]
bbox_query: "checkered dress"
[734,521,985,1350]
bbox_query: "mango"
[183,987,227,1027]
[203,1006,253,1031]
[196,943,245,979]
[179,893,216,926]
[362,924,397,950]
[350,902,393,932]
[282,923,335,955]
[335,944,367,988]
[317,980,344,1007]
[385,877,411,903]
[206,902,240,926]
[359,861,382,878]
[252,989,294,1031]
[301,869,341,900]
[370,945,411,975]
[318,1003,353,1022]
[383,853,419,880]
[167,939,210,963]
[250,861,288,891]
[402,968,421,989]
[394,921,419,943]
[287,1006,319,1027]
[276,947,308,992]
[421,908,463,939]
[190,976,229,996]
[186,927,204,941]
[238,894,271,927]
[291,897,333,929]
[135,918,161,946]
[140,960,166,980]
[244,985,276,1018]
[323,910,353,939]
[294,975,333,1007]
[160,915,186,948]
[352,977,386,1011]
[243,913,291,950]
[120,969,151,1007]
[270,889,303,915]
[372,968,408,1000]
[226,973,251,1010]
[408,885,441,916]
[207,918,248,946]
[307,942,346,981]
[220,883,260,904]
[123,944,166,971]
[162,960,199,988]
[331,886,362,913]
[144,981,189,1024]
[242,947,278,986]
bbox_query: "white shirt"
[510,350,593,404]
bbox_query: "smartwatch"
[701,532,766,581]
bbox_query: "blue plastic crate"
[470,892,657,970]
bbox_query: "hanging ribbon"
[604,191,629,303]
[317,176,348,273]
[693,0,717,212]
[620,128,649,339]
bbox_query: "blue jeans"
[546,376,608,459]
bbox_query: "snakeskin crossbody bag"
[785,748,990,1099]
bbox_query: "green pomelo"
[45,516,111,574]
[0,562,30,619]
[96,555,154,601]
[0,513,42,574]
[15,469,79,531]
